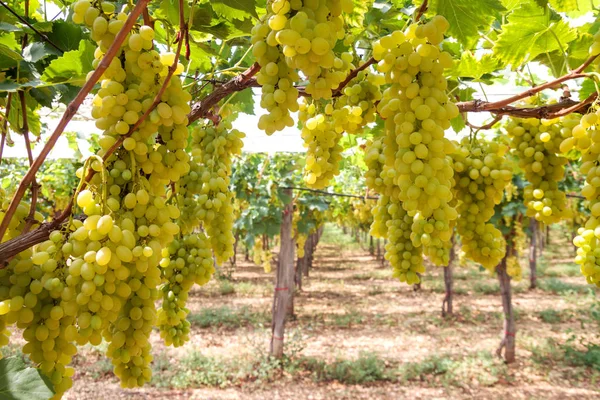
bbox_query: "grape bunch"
[298,98,344,188]
[559,113,591,154]
[179,120,245,265]
[452,137,512,270]
[573,107,600,287]
[505,118,569,224]
[252,238,273,273]
[332,72,383,134]
[382,196,424,284]
[251,0,353,133]
[368,17,458,271]
[157,233,214,347]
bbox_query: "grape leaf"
[0,357,54,400]
[45,20,82,51]
[494,0,577,68]
[23,42,60,63]
[450,114,465,133]
[428,0,505,48]
[0,42,22,71]
[448,52,502,81]
[550,0,600,17]
[213,0,258,19]
[579,79,596,102]
[229,87,254,115]
[42,40,95,85]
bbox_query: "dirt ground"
[55,224,599,400]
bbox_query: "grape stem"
[0,0,153,263]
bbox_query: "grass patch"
[542,263,581,278]
[304,352,393,384]
[539,309,569,324]
[218,279,235,296]
[320,224,364,250]
[351,270,392,280]
[399,351,508,387]
[234,281,269,296]
[538,278,588,294]
[188,306,269,329]
[330,309,365,328]
[472,282,499,295]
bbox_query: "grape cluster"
[381,196,424,284]
[298,98,343,188]
[559,113,590,154]
[332,72,383,134]
[452,138,512,270]
[573,108,600,287]
[179,120,245,265]
[367,17,458,274]
[505,118,569,224]
[157,233,213,347]
[252,238,273,273]
[251,0,353,133]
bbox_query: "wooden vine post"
[369,235,374,255]
[442,236,456,317]
[270,189,295,358]
[496,243,516,363]
[529,219,538,290]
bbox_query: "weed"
[306,352,392,384]
[399,355,453,381]
[539,309,566,324]
[538,278,587,294]
[473,282,499,295]
[564,336,600,372]
[367,286,385,295]
[218,279,235,296]
[188,306,269,329]
[330,309,364,328]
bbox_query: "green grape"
[298,97,343,188]
[178,120,244,264]
[369,17,458,270]
[452,137,513,270]
[157,233,213,347]
[381,196,424,284]
[505,117,569,224]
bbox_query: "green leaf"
[213,0,258,19]
[187,41,213,72]
[550,0,600,17]
[450,114,465,133]
[0,357,54,400]
[494,0,577,68]
[23,42,60,63]
[0,22,21,32]
[45,20,83,51]
[229,86,254,115]
[42,40,95,85]
[579,79,596,101]
[448,52,502,81]
[0,42,23,69]
[429,0,505,48]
